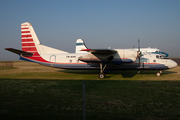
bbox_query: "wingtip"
[5,48,12,50]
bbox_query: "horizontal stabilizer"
[5,48,33,57]
[81,49,117,54]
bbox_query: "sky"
[0,0,180,61]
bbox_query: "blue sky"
[0,0,180,61]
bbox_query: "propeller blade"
[138,39,140,52]
[138,39,141,66]
[139,57,140,66]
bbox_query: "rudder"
[21,22,40,53]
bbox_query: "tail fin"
[21,22,68,54]
[75,39,88,53]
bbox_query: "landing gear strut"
[99,63,107,79]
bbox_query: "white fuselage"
[23,50,177,70]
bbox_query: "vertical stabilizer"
[21,22,68,54]
[75,39,88,53]
[21,22,40,53]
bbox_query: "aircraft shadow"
[58,69,177,78]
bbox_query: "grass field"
[0,61,180,119]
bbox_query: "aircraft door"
[143,58,149,68]
[146,59,150,67]
[49,55,56,66]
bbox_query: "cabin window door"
[49,55,56,66]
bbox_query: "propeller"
[137,39,141,66]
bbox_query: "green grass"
[0,61,180,119]
[1,69,179,80]
[0,67,15,70]
[0,80,180,119]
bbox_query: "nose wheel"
[156,71,162,76]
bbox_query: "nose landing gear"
[156,71,162,76]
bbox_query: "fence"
[0,61,13,68]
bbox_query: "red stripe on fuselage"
[26,56,48,62]
[22,55,89,64]
[79,58,129,60]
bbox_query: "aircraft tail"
[21,22,68,54]
[75,39,88,53]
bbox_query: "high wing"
[81,49,117,54]
[5,48,33,57]
[79,48,117,63]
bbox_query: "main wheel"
[99,73,106,79]
[156,72,161,77]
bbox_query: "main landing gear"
[98,63,107,79]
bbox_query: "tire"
[156,72,161,77]
[99,73,106,79]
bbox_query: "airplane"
[5,22,177,78]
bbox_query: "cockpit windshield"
[155,51,160,53]
[156,55,164,59]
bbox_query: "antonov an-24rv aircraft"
[5,22,177,78]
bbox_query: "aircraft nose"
[168,60,177,69]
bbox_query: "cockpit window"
[156,55,164,59]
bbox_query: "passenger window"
[156,55,159,58]
[153,60,156,62]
